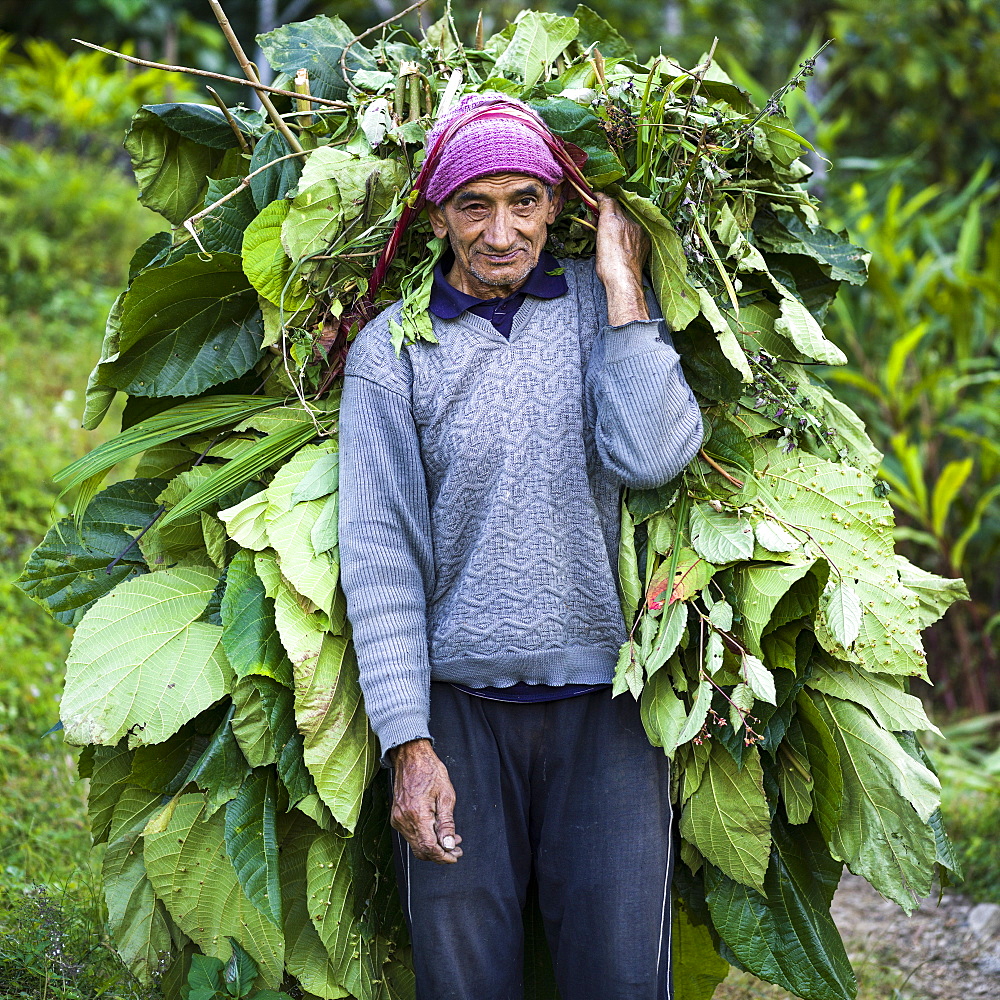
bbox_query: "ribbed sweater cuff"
[376,712,434,766]
[603,318,674,363]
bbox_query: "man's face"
[427,172,561,299]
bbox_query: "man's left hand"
[594,192,651,325]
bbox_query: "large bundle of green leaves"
[17,8,968,1000]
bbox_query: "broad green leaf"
[185,702,251,816]
[99,253,263,398]
[676,678,713,747]
[224,937,260,996]
[257,15,375,102]
[139,467,217,570]
[159,420,326,528]
[894,555,969,628]
[689,503,754,564]
[124,107,226,224]
[295,635,378,832]
[231,676,276,766]
[618,498,641,626]
[143,794,284,986]
[242,199,315,311]
[103,788,173,980]
[647,547,716,605]
[311,494,339,555]
[282,148,406,261]
[16,478,165,627]
[82,291,125,430]
[773,286,848,366]
[254,550,328,672]
[811,691,939,911]
[794,694,843,841]
[248,130,303,209]
[279,813,348,998]
[806,663,941,735]
[820,581,863,649]
[705,630,725,676]
[639,667,688,756]
[671,899,730,1000]
[219,489,271,551]
[187,952,225,994]
[532,97,624,187]
[572,5,635,59]
[265,444,340,614]
[680,742,770,891]
[741,653,776,705]
[696,286,752,383]
[225,768,282,926]
[290,452,340,504]
[493,12,579,90]
[253,675,314,807]
[221,550,294,685]
[758,450,928,676]
[200,177,257,255]
[754,519,801,553]
[754,210,867,286]
[613,638,643,699]
[706,816,854,1000]
[83,744,135,845]
[62,567,231,747]
[777,719,814,825]
[142,103,262,149]
[643,601,688,676]
[616,189,700,331]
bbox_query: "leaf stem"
[340,0,428,94]
[207,0,304,154]
[71,39,348,107]
[205,85,250,152]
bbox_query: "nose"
[482,207,518,251]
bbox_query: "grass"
[0,137,159,998]
[717,958,920,1000]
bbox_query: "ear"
[426,202,449,239]
[545,182,565,224]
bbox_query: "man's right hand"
[390,738,463,864]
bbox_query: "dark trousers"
[392,683,675,1000]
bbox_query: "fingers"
[390,744,463,864]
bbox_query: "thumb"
[434,791,458,851]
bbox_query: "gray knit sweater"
[338,258,703,757]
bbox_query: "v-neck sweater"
[338,257,704,758]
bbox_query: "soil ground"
[718,874,1000,999]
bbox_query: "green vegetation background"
[0,1,998,997]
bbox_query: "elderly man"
[338,93,703,1000]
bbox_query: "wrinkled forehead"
[448,172,549,205]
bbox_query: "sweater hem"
[429,644,620,688]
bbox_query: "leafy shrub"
[0,33,195,138]
[0,876,159,1000]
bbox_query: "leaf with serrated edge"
[143,794,284,986]
[639,669,688,756]
[741,654,776,705]
[295,635,378,832]
[756,450,928,677]
[731,559,814,656]
[492,11,579,88]
[811,691,939,911]
[219,489,271,551]
[821,581,862,649]
[676,679,713,747]
[62,567,231,747]
[807,662,941,735]
[680,742,770,891]
[689,503,755,564]
[754,519,801,553]
[225,769,282,926]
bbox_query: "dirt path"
[830,874,1000,999]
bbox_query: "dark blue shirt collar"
[428,249,568,322]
